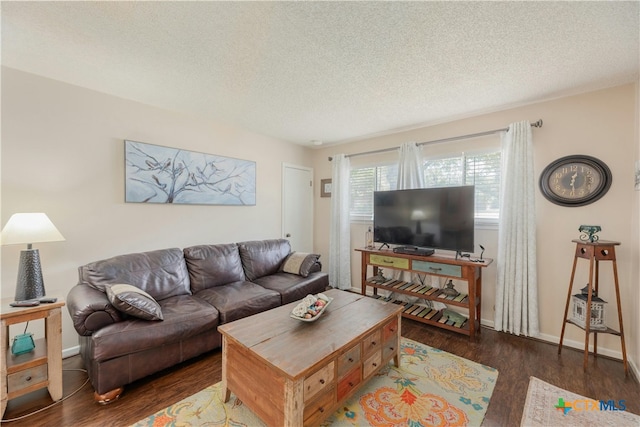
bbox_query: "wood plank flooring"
[3,318,638,426]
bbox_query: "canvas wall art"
[125,140,256,205]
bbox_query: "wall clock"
[539,155,612,207]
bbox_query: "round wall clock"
[539,155,612,207]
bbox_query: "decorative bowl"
[290,293,333,322]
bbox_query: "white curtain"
[392,142,430,304]
[495,121,539,336]
[397,142,424,190]
[329,154,352,290]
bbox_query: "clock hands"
[569,172,578,195]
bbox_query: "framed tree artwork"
[125,140,256,205]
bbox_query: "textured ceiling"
[2,1,639,146]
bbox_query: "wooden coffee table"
[218,289,402,427]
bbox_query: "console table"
[558,240,628,375]
[357,248,492,339]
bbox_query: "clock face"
[539,155,612,207]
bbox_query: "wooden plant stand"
[558,240,628,375]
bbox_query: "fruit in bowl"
[291,293,332,321]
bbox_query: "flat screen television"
[373,186,475,253]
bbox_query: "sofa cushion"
[238,239,291,281]
[78,248,191,301]
[280,252,321,277]
[252,272,330,305]
[105,284,163,321]
[89,295,218,362]
[183,243,245,292]
[194,281,281,324]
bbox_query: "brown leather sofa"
[66,239,328,402]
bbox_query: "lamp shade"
[1,213,65,302]
[1,213,65,246]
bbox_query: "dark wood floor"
[3,319,638,426]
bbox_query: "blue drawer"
[412,260,462,277]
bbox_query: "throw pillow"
[280,252,320,278]
[105,284,164,321]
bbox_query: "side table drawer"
[370,254,409,269]
[7,364,48,394]
[304,361,335,403]
[413,260,462,277]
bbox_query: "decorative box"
[571,293,607,331]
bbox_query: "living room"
[1,2,639,426]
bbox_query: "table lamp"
[1,213,65,301]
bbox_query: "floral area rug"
[520,376,640,427]
[131,338,498,427]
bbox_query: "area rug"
[520,376,640,427]
[131,338,498,427]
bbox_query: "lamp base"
[14,248,46,301]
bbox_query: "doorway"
[282,163,314,252]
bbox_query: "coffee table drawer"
[363,350,382,379]
[304,361,335,403]
[382,317,399,342]
[337,366,361,401]
[382,337,398,362]
[362,329,381,356]
[337,344,361,378]
[304,386,336,427]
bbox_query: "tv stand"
[356,247,492,339]
[393,246,434,257]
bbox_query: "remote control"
[10,300,41,307]
[40,297,58,303]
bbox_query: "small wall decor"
[635,160,640,191]
[320,179,332,197]
[125,140,256,205]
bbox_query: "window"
[424,151,501,220]
[349,150,501,221]
[350,164,397,220]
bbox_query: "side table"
[558,240,628,375]
[1,299,65,417]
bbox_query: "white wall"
[312,83,639,375]
[1,67,315,352]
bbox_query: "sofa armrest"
[67,284,123,336]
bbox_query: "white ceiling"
[2,1,639,146]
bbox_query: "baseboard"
[63,345,80,359]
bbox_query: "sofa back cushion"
[183,243,245,292]
[78,248,191,301]
[238,239,291,281]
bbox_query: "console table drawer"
[304,361,335,402]
[370,254,409,269]
[413,260,462,277]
